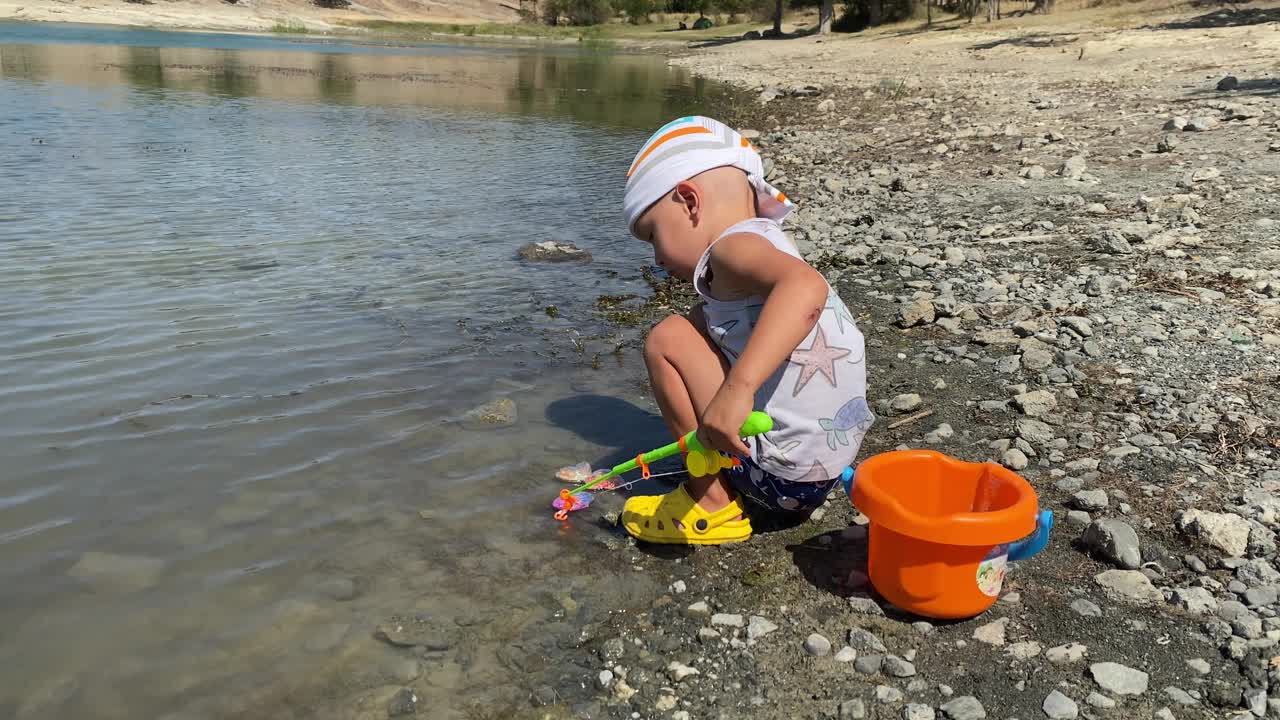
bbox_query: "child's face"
[634,186,705,282]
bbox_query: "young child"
[620,116,874,545]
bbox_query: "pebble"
[1071,598,1102,617]
[1013,390,1057,417]
[1006,641,1042,660]
[1080,518,1141,569]
[697,627,721,643]
[597,670,614,689]
[747,615,778,640]
[1185,658,1211,675]
[883,655,917,677]
[1042,690,1079,720]
[1163,686,1197,706]
[891,393,924,413]
[834,646,858,663]
[855,654,884,674]
[848,627,888,652]
[670,580,686,594]
[686,601,711,617]
[1070,489,1109,511]
[804,633,832,656]
[1170,586,1218,615]
[667,660,699,682]
[875,685,904,703]
[1001,448,1029,470]
[1094,569,1162,604]
[1090,661,1150,695]
[972,617,1007,646]
[840,698,867,719]
[711,612,744,627]
[1086,692,1116,709]
[1046,642,1088,664]
[903,703,936,720]
[939,695,986,720]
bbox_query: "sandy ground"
[0,0,519,33]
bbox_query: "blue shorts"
[726,457,839,514]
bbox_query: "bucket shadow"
[787,527,873,599]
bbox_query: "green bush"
[620,0,653,23]
[543,0,614,25]
[833,0,915,31]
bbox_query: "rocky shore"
[553,7,1280,720]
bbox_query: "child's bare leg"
[643,306,738,514]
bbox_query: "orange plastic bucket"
[846,450,1051,620]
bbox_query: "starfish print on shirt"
[760,439,802,469]
[825,297,857,334]
[788,325,852,396]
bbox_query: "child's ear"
[673,181,700,223]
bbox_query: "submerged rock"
[517,241,592,263]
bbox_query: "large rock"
[517,241,591,263]
[1170,586,1218,615]
[1042,690,1079,720]
[1058,155,1087,180]
[463,397,517,427]
[1094,569,1162,604]
[1081,519,1141,569]
[1089,662,1149,695]
[1176,509,1251,557]
[1017,418,1056,445]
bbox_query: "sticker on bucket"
[976,544,1009,597]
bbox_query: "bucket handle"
[1007,510,1053,562]
[840,466,855,497]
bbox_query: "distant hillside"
[1,0,524,33]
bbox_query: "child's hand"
[697,382,754,457]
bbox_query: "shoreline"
[567,2,1280,719]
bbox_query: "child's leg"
[642,306,737,513]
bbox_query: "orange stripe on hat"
[626,126,714,178]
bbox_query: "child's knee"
[644,314,691,361]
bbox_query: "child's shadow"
[786,526,875,599]
[546,394,693,559]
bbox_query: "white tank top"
[693,218,874,482]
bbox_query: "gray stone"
[747,615,778,640]
[1090,662,1149,695]
[1013,390,1057,417]
[517,241,591,263]
[1043,690,1079,720]
[899,299,936,328]
[1092,229,1133,255]
[315,576,358,602]
[599,637,626,661]
[1059,155,1088,180]
[597,670,613,689]
[1163,116,1188,131]
[1066,510,1092,528]
[1021,345,1056,371]
[1217,75,1240,91]
[711,612,744,627]
[883,655,917,677]
[1094,569,1162,604]
[1071,598,1102,617]
[875,685,904,703]
[1070,490,1109,511]
[667,660,699,682]
[1244,688,1267,716]
[1244,586,1278,607]
[1186,116,1218,132]
[924,423,955,444]
[840,699,867,720]
[972,617,1007,646]
[1017,418,1056,445]
[855,654,884,674]
[1081,519,1141,569]
[697,627,721,643]
[463,397,517,427]
[940,696,987,720]
[1045,642,1088,664]
[1177,509,1251,557]
[67,551,165,593]
[375,617,452,651]
[1086,692,1116,709]
[834,646,858,663]
[891,393,924,413]
[903,704,936,720]
[686,601,711,617]
[804,632,832,656]
[1170,586,1218,615]
[1157,133,1180,153]
[1002,448,1029,470]
[1163,687,1197,706]
[1006,640,1042,659]
[1186,658,1211,675]
[848,627,887,653]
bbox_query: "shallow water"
[0,23,726,719]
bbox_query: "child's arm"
[696,232,829,456]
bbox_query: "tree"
[772,0,783,35]
[926,0,932,27]
[1032,0,1052,12]
[820,0,833,33]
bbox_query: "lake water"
[0,22,729,719]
